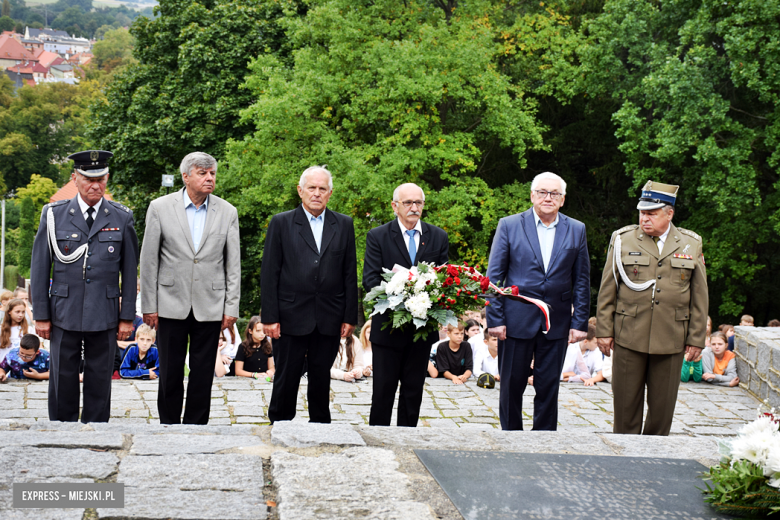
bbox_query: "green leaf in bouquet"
[387,295,405,309]
[445,310,457,327]
[718,439,733,460]
[413,317,428,329]
[393,311,412,329]
[430,309,448,325]
[371,298,391,316]
[364,283,387,302]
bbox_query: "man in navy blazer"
[487,172,590,430]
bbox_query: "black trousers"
[498,331,567,431]
[268,328,340,424]
[48,325,117,423]
[157,311,221,425]
[369,339,432,427]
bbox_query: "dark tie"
[86,207,95,230]
[652,236,659,244]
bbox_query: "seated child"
[561,325,602,384]
[702,332,739,387]
[681,349,703,382]
[119,324,159,379]
[435,322,473,385]
[473,329,499,381]
[234,316,274,380]
[331,335,365,382]
[0,298,36,363]
[0,334,49,381]
[360,322,373,377]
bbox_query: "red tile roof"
[0,35,36,62]
[33,49,59,68]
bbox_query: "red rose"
[474,295,478,300]
[457,289,462,296]
[480,277,490,292]
[485,301,490,306]
[447,265,459,277]
[511,285,519,296]
[454,277,461,285]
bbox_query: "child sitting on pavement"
[561,324,603,384]
[0,334,49,381]
[474,329,499,381]
[435,322,473,385]
[234,316,275,380]
[681,349,703,382]
[702,331,739,387]
[119,324,159,380]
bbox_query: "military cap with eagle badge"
[67,150,113,178]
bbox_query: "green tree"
[17,195,34,277]
[222,0,580,312]
[91,27,134,72]
[1,0,9,18]
[88,0,302,232]
[579,0,780,322]
[0,15,13,32]
[16,174,58,210]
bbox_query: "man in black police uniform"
[31,150,138,423]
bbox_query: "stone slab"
[272,447,435,519]
[130,433,264,455]
[0,447,118,481]
[0,431,124,450]
[0,478,92,520]
[117,454,263,490]
[415,450,728,519]
[271,421,365,447]
[97,487,265,519]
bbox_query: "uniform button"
[88,251,92,256]
[656,289,661,293]
[657,262,662,267]
[88,239,92,244]
[87,266,92,270]
[314,276,318,281]
[657,275,661,279]
[86,279,91,283]
[53,290,57,294]
[315,260,318,264]
[194,259,199,264]
[655,300,660,304]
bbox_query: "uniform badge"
[682,244,691,254]
[108,246,115,253]
[90,150,99,161]
[628,252,641,256]
[100,228,120,232]
[72,234,78,238]
[64,246,69,252]
[69,209,75,215]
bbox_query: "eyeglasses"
[396,200,425,208]
[533,190,563,200]
[18,351,36,360]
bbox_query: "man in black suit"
[363,183,449,426]
[262,166,358,424]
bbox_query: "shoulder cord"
[612,233,656,300]
[47,206,89,279]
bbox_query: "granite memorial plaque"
[415,450,728,519]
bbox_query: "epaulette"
[109,200,130,213]
[49,199,68,208]
[616,224,638,235]
[678,228,702,241]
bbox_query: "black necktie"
[86,207,95,230]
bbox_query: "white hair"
[392,183,426,202]
[180,152,217,176]
[299,166,333,191]
[531,172,567,196]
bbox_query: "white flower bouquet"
[702,404,780,517]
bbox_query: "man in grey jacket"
[141,152,240,424]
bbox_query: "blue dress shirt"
[302,206,325,252]
[183,188,209,251]
[533,209,559,272]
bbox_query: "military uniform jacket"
[595,223,708,355]
[30,197,139,332]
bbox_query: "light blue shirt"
[533,209,559,272]
[302,206,325,252]
[183,188,209,251]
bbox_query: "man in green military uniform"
[596,181,708,435]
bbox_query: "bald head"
[392,183,426,230]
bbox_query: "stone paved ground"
[0,378,761,519]
[0,377,761,436]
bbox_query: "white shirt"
[77,194,103,222]
[302,206,326,252]
[468,335,487,362]
[474,348,499,377]
[218,324,242,359]
[532,209,559,272]
[397,218,422,253]
[654,224,671,254]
